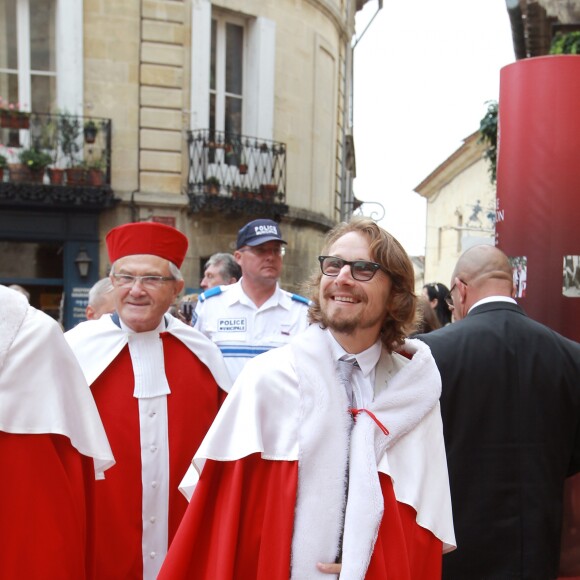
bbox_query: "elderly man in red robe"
[0,285,114,579]
[160,217,455,579]
[65,222,231,579]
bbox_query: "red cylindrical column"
[496,55,580,342]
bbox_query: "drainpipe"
[506,0,527,60]
[341,0,383,221]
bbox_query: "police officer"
[194,219,310,381]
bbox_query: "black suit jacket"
[417,301,580,580]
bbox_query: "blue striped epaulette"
[291,293,311,307]
[198,286,223,303]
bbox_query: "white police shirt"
[194,279,310,382]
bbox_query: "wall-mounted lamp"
[75,247,93,279]
[344,198,385,221]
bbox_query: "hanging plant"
[478,100,498,184]
[84,120,99,144]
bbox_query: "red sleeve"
[159,453,298,580]
[366,473,443,579]
[0,432,97,580]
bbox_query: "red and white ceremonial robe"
[160,324,456,579]
[65,314,231,579]
[0,287,114,579]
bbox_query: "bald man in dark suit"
[416,245,580,580]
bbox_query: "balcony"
[0,111,117,211]
[187,129,288,218]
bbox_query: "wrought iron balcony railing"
[0,111,116,209]
[187,129,288,216]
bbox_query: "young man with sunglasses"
[193,218,310,381]
[160,218,455,579]
[65,222,231,580]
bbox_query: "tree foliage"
[550,31,580,54]
[478,100,498,184]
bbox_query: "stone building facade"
[414,132,496,286]
[0,0,370,327]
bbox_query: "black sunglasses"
[445,279,468,308]
[318,255,388,282]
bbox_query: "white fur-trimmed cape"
[187,324,456,579]
[0,286,114,476]
[65,313,232,392]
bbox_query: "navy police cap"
[236,219,287,249]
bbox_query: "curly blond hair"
[305,218,416,352]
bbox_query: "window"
[190,4,274,141]
[0,0,57,113]
[210,16,244,137]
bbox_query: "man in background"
[416,244,580,579]
[86,277,116,320]
[194,218,309,381]
[65,222,231,580]
[200,252,241,290]
[0,285,114,579]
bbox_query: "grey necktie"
[337,356,358,408]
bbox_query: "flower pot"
[48,168,65,185]
[66,167,86,186]
[9,163,44,183]
[27,168,45,183]
[87,168,104,186]
[1,111,30,129]
[16,113,30,129]
[259,184,278,202]
[8,164,25,183]
[238,163,248,175]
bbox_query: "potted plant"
[83,120,99,144]
[0,99,30,130]
[59,111,84,185]
[259,183,278,202]
[47,166,65,185]
[18,147,52,183]
[204,176,220,195]
[84,155,107,186]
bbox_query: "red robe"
[159,454,443,579]
[159,325,455,579]
[0,433,98,579]
[0,287,114,579]
[89,334,224,578]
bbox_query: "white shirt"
[120,318,170,580]
[469,295,517,313]
[327,333,382,408]
[66,314,231,580]
[194,279,310,381]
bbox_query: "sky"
[352,0,516,256]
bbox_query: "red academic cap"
[106,222,188,268]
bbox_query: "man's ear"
[457,278,468,304]
[174,279,185,297]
